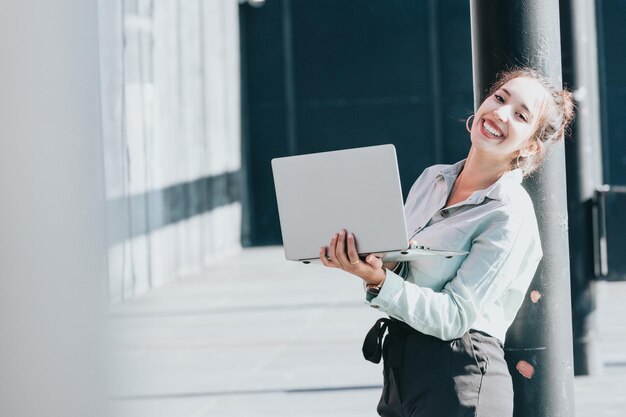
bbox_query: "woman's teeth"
[483,120,502,137]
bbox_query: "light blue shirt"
[367,159,543,343]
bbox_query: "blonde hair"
[485,68,575,176]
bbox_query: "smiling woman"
[476,68,576,176]
[319,67,575,417]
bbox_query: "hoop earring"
[516,154,523,171]
[466,115,475,133]
[516,153,531,173]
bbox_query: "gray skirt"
[363,318,513,417]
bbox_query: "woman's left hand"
[319,229,385,286]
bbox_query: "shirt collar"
[436,159,523,203]
[438,159,466,180]
[484,168,523,201]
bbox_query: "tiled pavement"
[107,247,626,417]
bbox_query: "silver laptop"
[271,144,467,264]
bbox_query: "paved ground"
[107,247,626,417]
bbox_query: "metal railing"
[593,185,626,281]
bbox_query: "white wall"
[98,0,242,302]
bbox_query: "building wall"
[597,0,626,185]
[98,0,242,302]
[240,0,474,245]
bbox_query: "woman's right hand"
[318,229,386,286]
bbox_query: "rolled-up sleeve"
[367,214,543,341]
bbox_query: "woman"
[319,68,575,417]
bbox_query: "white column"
[0,1,107,416]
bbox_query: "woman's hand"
[319,229,385,286]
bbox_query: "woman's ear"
[521,140,541,157]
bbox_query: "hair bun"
[557,89,576,140]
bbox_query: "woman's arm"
[368,214,543,340]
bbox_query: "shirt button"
[441,209,449,217]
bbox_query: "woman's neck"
[455,147,511,192]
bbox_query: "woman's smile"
[479,117,505,140]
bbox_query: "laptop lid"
[271,144,408,261]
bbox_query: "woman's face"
[470,77,547,160]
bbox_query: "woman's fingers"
[325,233,340,268]
[319,246,337,268]
[365,253,383,270]
[329,233,338,263]
[335,230,350,266]
[346,233,361,265]
[324,230,384,284]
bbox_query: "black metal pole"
[281,0,298,156]
[470,1,576,416]
[559,0,604,376]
